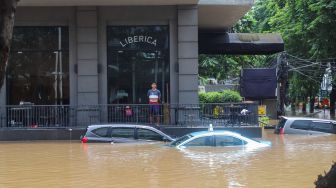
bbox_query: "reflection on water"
[0,130,335,188]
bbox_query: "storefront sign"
[258,105,267,116]
[120,35,157,47]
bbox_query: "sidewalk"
[285,109,335,120]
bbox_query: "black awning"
[199,32,284,55]
[241,68,277,99]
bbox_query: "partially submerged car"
[81,124,174,143]
[274,117,336,134]
[170,130,271,149]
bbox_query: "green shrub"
[259,116,270,127]
[221,90,242,102]
[199,90,242,103]
[199,92,207,103]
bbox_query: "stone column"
[176,5,199,124]
[76,7,99,125]
[76,7,99,106]
[177,5,199,105]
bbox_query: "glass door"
[107,26,169,104]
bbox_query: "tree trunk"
[309,97,314,113]
[0,0,18,88]
[302,102,306,113]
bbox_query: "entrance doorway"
[107,26,170,104]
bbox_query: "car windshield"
[170,134,193,146]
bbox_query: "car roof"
[190,130,242,137]
[87,124,174,139]
[281,116,336,122]
[88,124,167,129]
[89,124,139,128]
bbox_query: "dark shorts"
[149,105,160,116]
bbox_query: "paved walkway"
[285,109,335,120]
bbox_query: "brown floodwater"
[0,130,335,188]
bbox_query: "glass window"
[311,122,332,133]
[290,120,311,130]
[7,27,69,105]
[92,127,110,137]
[137,128,163,141]
[215,135,246,146]
[184,136,214,147]
[111,128,134,138]
[107,26,169,104]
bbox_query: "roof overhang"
[18,0,254,30]
[199,32,284,55]
[18,0,199,6]
[198,0,254,29]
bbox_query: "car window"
[111,128,134,138]
[290,120,312,130]
[215,135,246,146]
[311,122,332,133]
[92,127,109,137]
[184,136,214,147]
[137,129,163,141]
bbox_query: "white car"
[170,130,271,149]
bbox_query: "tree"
[199,54,273,82]
[0,0,19,88]
[315,162,336,188]
[249,0,336,114]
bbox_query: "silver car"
[81,124,174,143]
[170,130,271,149]
[274,116,336,134]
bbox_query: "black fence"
[0,103,259,128]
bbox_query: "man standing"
[148,82,161,125]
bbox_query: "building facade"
[0,0,254,107]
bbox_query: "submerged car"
[274,116,336,134]
[170,130,271,149]
[81,124,174,143]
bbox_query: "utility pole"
[277,53,289,118]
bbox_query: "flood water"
[0,130,335,188]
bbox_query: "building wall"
[263,99,278,119]
[2,5,200,106]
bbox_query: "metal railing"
[0,103,259,128]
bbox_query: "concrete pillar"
[76,7,99,106]
[177,5,199,104]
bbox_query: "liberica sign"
[120,35,157,47]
